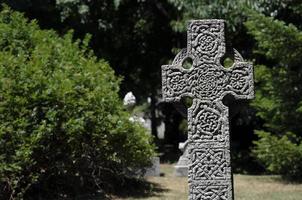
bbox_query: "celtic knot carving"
[193,31,218,54]
[188,146,231,180]
[193,66,227,99]
[188,101,227,143]
[161,19,254,200]
[190,185,230,200]
[227,63,254,99]
[162,61,253,102]
[169,73,186,91]
[188,20,224,63]
[163,70,189,101]
[230,71,247,90]
[197,109,220,133]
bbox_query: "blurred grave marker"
[123,92,160,177]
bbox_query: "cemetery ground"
[113,164,302,200]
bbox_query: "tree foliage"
[245,4,302,180]
[0,6,154,199]
[252,131,302,180]
[246,11,302,134]
[1,0,177,107]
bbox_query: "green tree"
[2,0,178,139]
[0,6,154,199]
[245,6,302,179]
[246,10,302,134]
[252,131,302,180]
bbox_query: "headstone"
[144,157,160,177]
[174,140,189,177]
[123,92,161,177]
[161,20,254,200]
[156,121,165,139]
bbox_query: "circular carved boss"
[197,70,217,91]
[195,106,221,134]
[192,31,218,55]
[191,67,227,99]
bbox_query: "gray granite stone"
[161,20,254,200]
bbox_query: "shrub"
[0,6,154,199]
[252,130,302,181]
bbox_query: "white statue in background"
[123,91,148,129]
[123,91,136,107]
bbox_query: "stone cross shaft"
[161,20,254,200]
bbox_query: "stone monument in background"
[123,92,160,177]
[161,20,254,200]
[174,140,189,177]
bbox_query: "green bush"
[0,6,154,199]
[252,130,302,181]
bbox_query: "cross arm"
[224,59,254,101]
[162,65,192,102]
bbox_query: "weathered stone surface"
[161,20,254,200]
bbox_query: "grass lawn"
[114,164,302,200]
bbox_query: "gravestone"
[123,92,161,177]
[161,20,254,200]
[174,140,189,177]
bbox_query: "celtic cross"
[161,20,254,200]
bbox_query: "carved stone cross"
[161,20,254,200]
